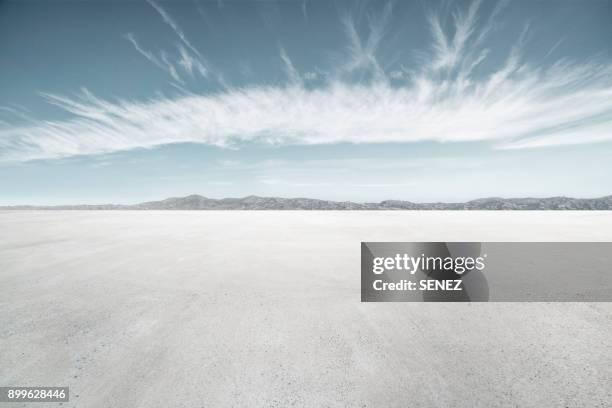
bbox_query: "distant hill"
[2,194,612,210]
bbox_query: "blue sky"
[1,0,611,204]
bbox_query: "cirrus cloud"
[1,0,612,162]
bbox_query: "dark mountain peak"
[2,195,612,210]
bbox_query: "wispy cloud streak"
[2,1,612,161]
[125,1,210,82]
[124,33,184,83]
[339,2,393,81]
[147,0,204,62]
[177,44,207,78]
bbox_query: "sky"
[1,0,611,205]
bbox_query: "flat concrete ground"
[1,211,611,408]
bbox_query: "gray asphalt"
[1,211,611,407]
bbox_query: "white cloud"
[1,1,612,162]
[301,0,308,23]
[338,2,392,81]
[125,2,210,83]
[177,44,207,78]
[303,72,318,81]
[148,0,203,61]
[280,48,302,86]
[124,33,184,83]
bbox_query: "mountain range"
[3,194,612,210]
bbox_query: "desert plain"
[1,211,611,407]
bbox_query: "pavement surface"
[1,211,611,407]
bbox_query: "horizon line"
[2,193,612,209]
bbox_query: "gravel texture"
[1,211,611,407]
